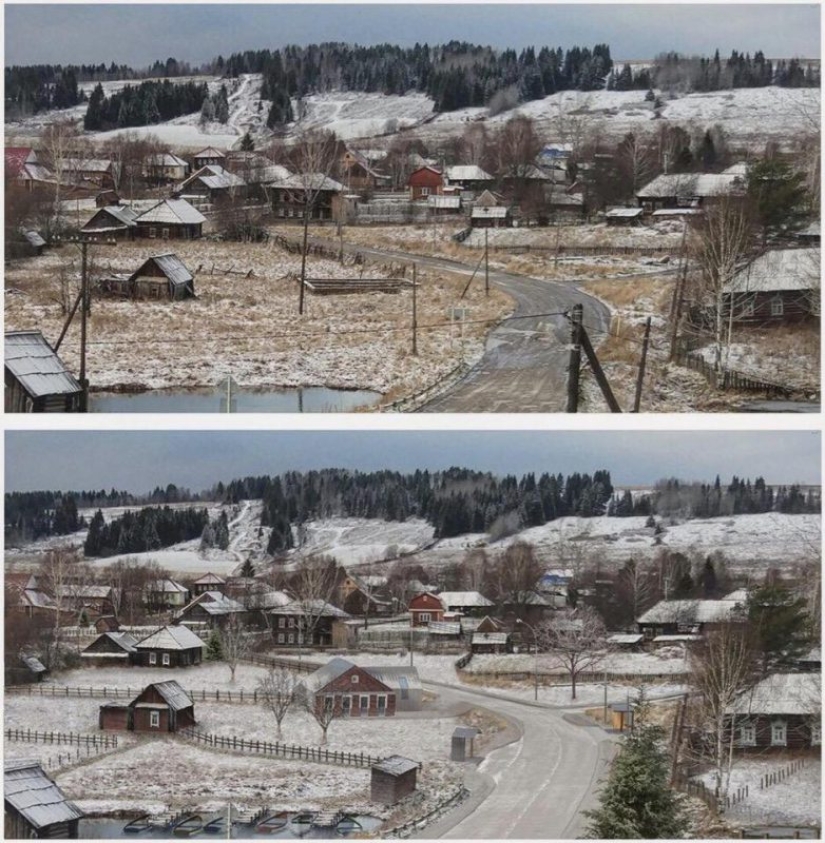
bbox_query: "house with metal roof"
[81,631,138,664]
[133,198,206,240]
[269,601,350,647]
[636,171,746,212]
[471,630,511,654]
[4,759,84,838]
[5,331,82,413]
[99,680,196,734]
[144,578,190,609]
[636,597,746,639]
[133,625,204,668]
[175,591,247,628]
[267,173,346,221]
[370,755,419,804]
[5,147,54,191]
[193,573,227,595]
[80,204,139,240]
[174,164,247,203]
[146,152,189,184]
[192,146,226,169]
[438,591,496,617]
[445,165,494,191]
[63,158,118,190]
[339,146,391,191]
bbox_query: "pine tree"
[240,558,256,578]
[205,629,223,661]
[240,131,255,151]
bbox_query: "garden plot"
[5,239,512,398]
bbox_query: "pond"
[79,812,383,839]
[89,386,381,413]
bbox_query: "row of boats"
[123,809,364,837]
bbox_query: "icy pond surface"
[89,386,381,413]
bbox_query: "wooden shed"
[451,726,481,761]
[370,756,419,804]
[99,680,196,734]
[4,759,84,839]
[81,631,137,664]
[81,205,138,240]
[125,253,195,301]
[5,331,82,413]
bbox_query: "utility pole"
[299,201,310,316]
[484,227,489,296]
[580,327,622,412]
[566,303,583,413]
[633,317,652,412]
[669,220,689,360]
[412,264,418,356]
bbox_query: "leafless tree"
[258,665,297,739]
[290,554,339,647]
[302,687,339,745]
[616,557,659,625]
[685,623,756,803]
[537,607,608,700]
[220,614,252,683]
[485,541,542,617]
[687,193,756,372]
[106,558,169,625]
[617,132,659,196]
[37,546,81,665]
[40,119,79,228]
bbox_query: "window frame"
[150,710,160,729]
[771,720,787,747]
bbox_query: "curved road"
[306,237,611,412]
[418,683,617,839]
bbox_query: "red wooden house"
[99,680,195,733]
[407,166,443,200]
[409,592,444,627]
[302,658,397,718]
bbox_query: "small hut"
[4,331,82,413]
[370,756,419,804]
[130,254,195,301]
[451,726,481,761]
[99,680,196,733]
[4,759,84,838]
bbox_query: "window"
[288,617,295,628]
[149,227,157,239]
[288,633,294,644]
[277,633,285,643]
[420,187,430,196]
[342,696,352,716]
[812,723,821,746]
[739,723,756,746]
[771,297,784,317]
[162,653,170,666]
[741,301,755,318]
[351,675,359,684]
[399,676,409,701]
[419,612,431,623]
[150,711,160,728]
[377,695,387,715]
[771,720,787,746]
[324,696,334,713]
[149,652,157,665]
[162,227,170,239]
[278,617,286,629]
[360,695,369,715]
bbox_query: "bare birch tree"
[37,546,80,666]
[220,614,252,683]
[41,119,79,229]
[291,555,339,648]
[258,666,298,739]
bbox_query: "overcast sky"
[4,430,820,494]
[5,4,820,67]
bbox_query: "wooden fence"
[674,347,791,397]
[179,726,393,770]
[672,770,719,814]
[383,786,468,838]
[758,757,808,792]
[380,361,470,413]
[489,243,676,257]
[6,684,263,705]
[5,728,117,749]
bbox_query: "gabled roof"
[4,331,82,399]
[270,600,350,618]
[19,589,57,610]
[148,153,188,168]
[5,147,37,176]
[637,172,746,199]
[637,598,744,625]
[372,755,419,775]
[23,230,47,248]
[194,573,226,585]
[726,248,820,295]
[22,655,47,673]
[84,205,139,230]
[146,679,194,711]
[4,760,84,829]
[438,591,495,609]
[267,173,344,192]
[134,624,203,651]
[363,665,422,692]
[302,656,358,694]
[180,164,246,192]
[129,254,194,289]
[83,631,137,656]
[728,673,820,716]
[135,198,206,226]
[64,158,113,173]
[446,165,493,182]
[179,591,245,617]
[148,578,189,594]
[193,146,226,159]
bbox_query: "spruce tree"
[205,629,223,661]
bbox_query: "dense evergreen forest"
[6,42,819,124]
[83,79,210,131]
[83,505,209,557]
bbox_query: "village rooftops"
[445,165,494,182]
[178,591,245,617]
[4,760,85,830]
[270,600,350,618]
[82,631,138,657]
[438,591,495,609]
[148,680,195,711]
[148,578,189,594]
[637,598,744,625]
[193,146,226,159]
[472,631,509,645]
[727,673,821,716]
[726,248,820,295]
[266,173,345,192]
[63,158,113,173]
[134,624,203,651]
[302,658,420,695]
[637,172,746,199]
[148,153,189,168]
[4,331,82,399]
[134,198,206,226]
[82,205,139,231]
[181,164,246,191]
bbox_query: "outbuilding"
[451,726,481,761]
[101,253,196,301]
[81,205,138,240]
[370,756,419,804]
[4,759,84,839]
[407,166,443,200]
[5,331,82,413]
[99,680,196,734]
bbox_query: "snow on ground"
[5,238,511,397]
[696,759,821,828]
[293,518,435,566]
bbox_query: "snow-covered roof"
[607,633,644,645]
[302,657,358,694]
[134,625,204,651]
[362,666,422,692]
[726,248,820,294]
[504,165,550,181]
[653,634,702,643]
[637,598,743,625]
[606,207,643,219]
[428,621,462,636]
[184,164,246,191]
[69,585,113,599]
[270,600,350,618]
[722,161,750,176]
[64,158,112,173]
[23,230,47,247]
[651,208,704,217]
[637,172,745,199]
[84,205,139,230]
[439,591,495,609]
[797,221,821,239]
[799,647,821,664]
[22,656,47,673]
[194,573,226,585]
[724,588,749,603]
[446,165,493,183]
[372,755,419,776]
[5,331,82,399]
[728,673,821,715]
[504,591,549,607]
[149,680,194,711]
[472,632,509,645]
[194,146,226,159]
[135,198,206,226]
[428,194,461,209]
[4,760,84,830]
[148,153,188,168]
[147,579,189,594]
[19,589,56,610]
[130,253,194,289]
[83,631,137,656]
[267,173,344,192]
[471,206,509,219]
[20,163,53,183]
[180,591,244,617]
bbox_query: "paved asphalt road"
[417,683,617,840]
[306,237,612,412]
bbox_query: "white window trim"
[162,653,170,666]
[739,723,756,746]
[420,612,431,623]
[277,633,285,643]
[351,675,359,684]
[149,652,157,665]
[288,633,294,644]
[812,723,821,746]
[771,720,787,747]
[377,694,387,715]
[150,710,160,728]
[770,297,784,317]
[420,187,430,196]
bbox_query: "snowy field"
[696,759,821,829]
[6,238,511,396]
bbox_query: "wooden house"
[81,631,138,664]
[175,591,246,628]
[146,152,189,184]
[192,573,227,595]
[267,173,345,221]
[301,658,399,718]
[471,630,511,654]
[407,166,443,200]
[144,578,189,610]
[605,207,644,226]
[727,673,821,751]
[4,331,82,413]
[133,625,203,667]
[99,680,195,733]
[428,194,462,215]
[724,248,819,326]
[636,598,745,639]
[269,601,350,647]
[445,165,494,193]
[63,158,117,190]
[370,756,419,804]
[409,592,445,627]
[130,254,195,301]
[339,146,390,191]
[133,198,205,240]
[174,165,246,203]
[4,760,84,839]
[636,172,746,213]
[81,204,138,240]
[438,591,495,618]
[192,147,226,170]
[5,147,53,192]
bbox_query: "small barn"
[438,591,495,618]
[174,165,247,203]
[99,680,196,734]
[133,625,203,668]
[127,254,196,301]
[81,631,138,664]
[5,331,82,413]
[605,207,643,226]
[4,759,84,839]
[370,756,419,804]
[81,205,138,240]
[471,205,511,228]
[408,166,443,200]
[409,592,445,627]
[175,591,246,628]
[445,165,494,192]
[133,198,206,240]
[637,598,745,639]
